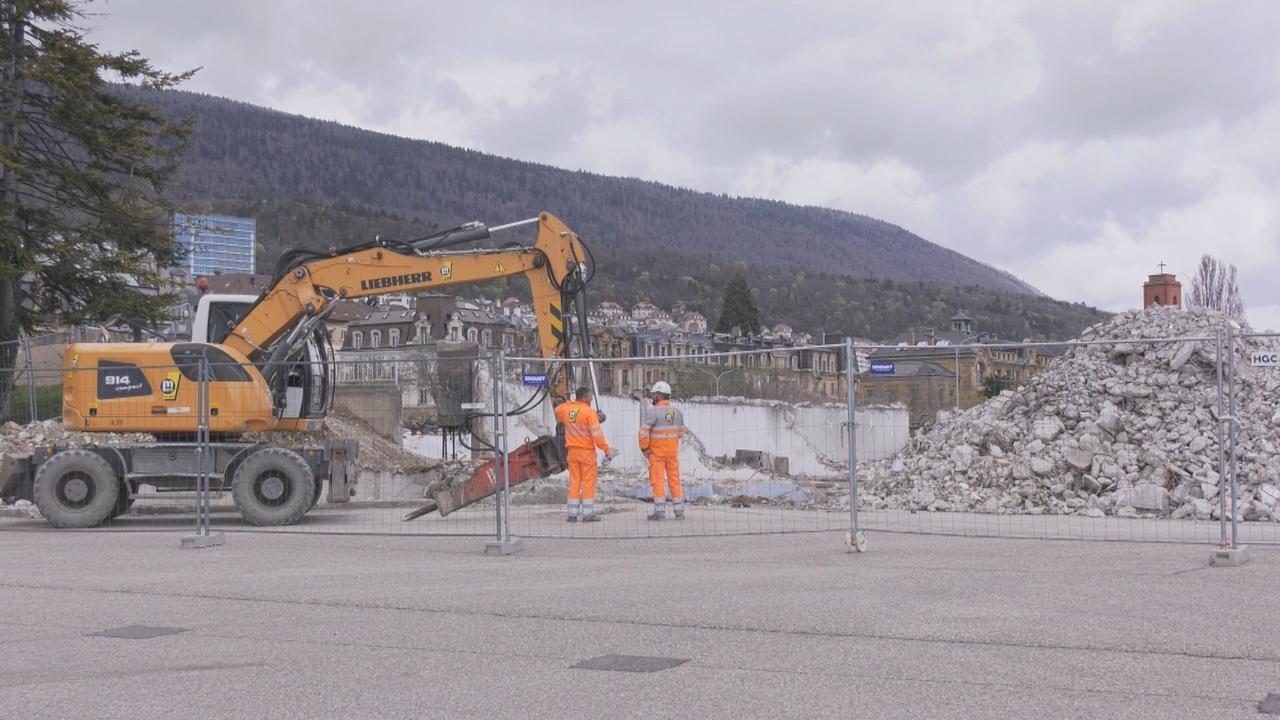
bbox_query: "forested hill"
[127,88,1109,340]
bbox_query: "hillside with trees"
[125,88,1108,340]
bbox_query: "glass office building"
[173,213,256,277]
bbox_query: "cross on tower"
[1157,261,1167,274]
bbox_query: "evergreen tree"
[716,271,761,334]
[0,1,192,420]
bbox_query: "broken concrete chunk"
[950,444,975,471]
[1033,418,1063,442]
[1096,409,1124,437]
[1169,342,1195,371]
[1130,483,1169,512]
[1064,448,1093,471]
[1257,484,1280,508]
[1121,383,1152,399]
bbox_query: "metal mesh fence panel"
[1229,331,1280,546]
[498,346,862,539]
[2,360,220,532]
[852,332,1270,545]
[5,318,1274,548]
[1,351,502,538]
[191,353,499,537]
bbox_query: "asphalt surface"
[0,528,1275,719]
[8,498,1273,546]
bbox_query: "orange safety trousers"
[567,448,599,501]
[648,454,682,502]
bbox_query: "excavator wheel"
[33,450,121,528]
[105,480,136,522]
[231,448,316,526]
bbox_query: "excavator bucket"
[403,435,566,521]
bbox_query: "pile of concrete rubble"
[860,307,1280,521]
[243,409,437,474]
[1,419,151,455]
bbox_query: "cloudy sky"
[85,1,1280,329]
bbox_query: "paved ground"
[9,499,1276,546]
[2,501,854,538]
[0,528,1275,719]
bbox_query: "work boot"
[566,516,578,523]
[674,510,685,520]
[582,514,602,523]
[647,512,665,521]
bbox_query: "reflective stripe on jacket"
[554,400,610,453]
[638,400,685,457]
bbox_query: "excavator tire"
[232,448,315,526]
[106,484,135,522]
[33,450,121,528]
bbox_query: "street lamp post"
[693,365,743,397]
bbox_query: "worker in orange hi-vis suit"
[639,381,686,520]
[554,387,616,522]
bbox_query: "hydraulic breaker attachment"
[403,435,566,521]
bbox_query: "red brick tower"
[1143,264,1182,308]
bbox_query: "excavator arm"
[222,211,590,402]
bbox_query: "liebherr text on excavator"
[1,212,599,528]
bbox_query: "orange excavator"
[12,212,599,528]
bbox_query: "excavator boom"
[223,211,589,403]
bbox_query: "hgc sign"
[1250,352,1279,367]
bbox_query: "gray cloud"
[84,0,1280,329]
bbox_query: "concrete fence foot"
[1209,545,1249,567]
[180,532,226,550]
[484,536,524,556]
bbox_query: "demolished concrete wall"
[333,383,402,441]
[485,379,908,478]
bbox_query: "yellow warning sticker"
[494,262,506,273]
[440,261,453,279]
[161,371,182,401]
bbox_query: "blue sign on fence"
[522,372,548,386]
[869,361,896,375]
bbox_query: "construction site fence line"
[5,331,1279,549]
[504,334,1224,366]
[0,326,119,349]
[505,342,851,364]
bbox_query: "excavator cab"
[193,294,334,429]
[272,325,334,426]
[197,295,256,344]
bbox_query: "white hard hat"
[651,381,672,395]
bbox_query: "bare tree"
[1188,254,1246,321]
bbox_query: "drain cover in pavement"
[572,655,689,673]
[1261,694,1280,715]
[87,625,189,640]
